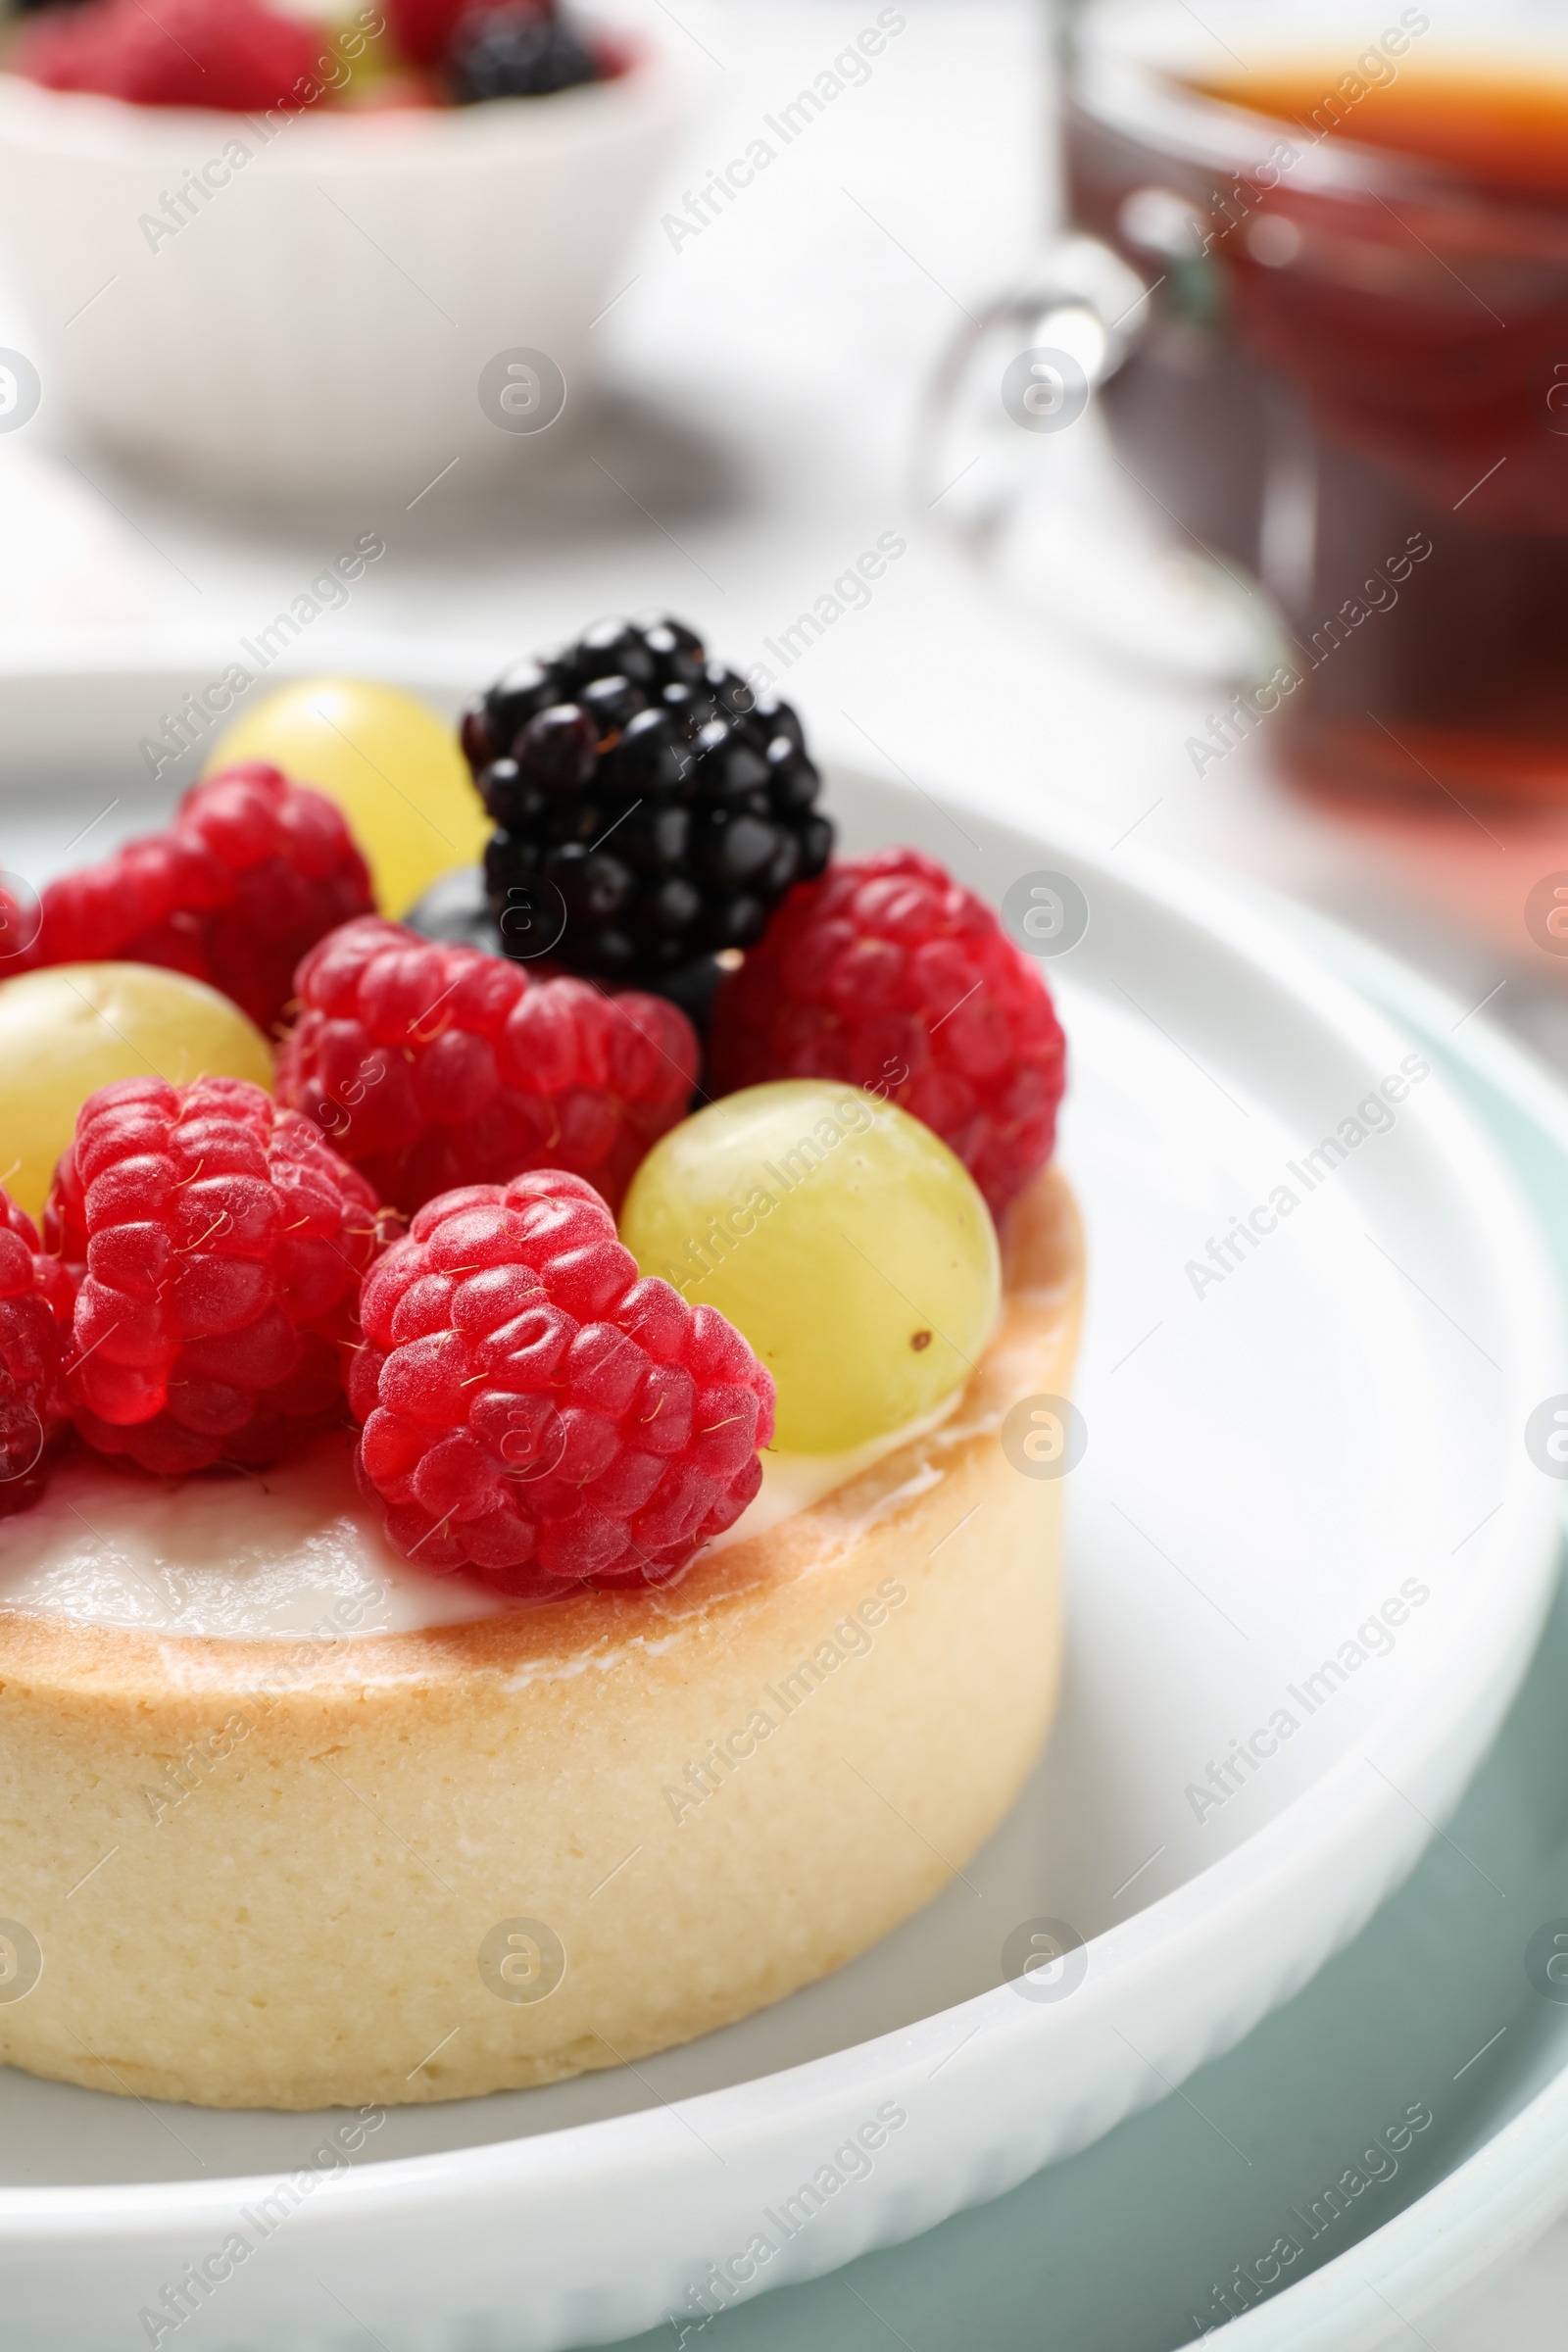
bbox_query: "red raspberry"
[22,0,318,111]
[50,1075,390,1478]
[709,849,1067,1217]
[275,918,698,1218]
[0,1192,76,1519]
[352,1169,774,1592]
[35,765,372,1036]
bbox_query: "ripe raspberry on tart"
[30,764,373,1035]
[275,917,699,1216]
[48,1074,388,1476]
[709,848,1067,1215]
[352,1169,774,1590]
[0,1191,75,1520]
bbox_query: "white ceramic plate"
[0,653,1562,2351]
[1174,917,1568,2352]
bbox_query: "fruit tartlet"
[0,623,1082,2109]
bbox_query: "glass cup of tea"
[929,0,1568,808]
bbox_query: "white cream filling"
[706,1392,962,1554]
[0,1436,504,1638]
[0,1398,962,1638]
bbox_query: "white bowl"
[0,649,1562,2349]
[0,41,689,494]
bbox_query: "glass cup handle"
[915,232,1152,544]
[916,230,1281,683]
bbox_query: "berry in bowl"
[0,0,688,492]
[0,618,1081,2109]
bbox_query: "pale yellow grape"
[0,964,273,1223]
[205,677,485,917]
[619,1080,1001,1452]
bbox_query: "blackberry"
[403,862,730,1035]
[445,2,602,100]
[465,615,834,990]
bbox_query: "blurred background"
[6,0,1568,1078]
[3,0,1568,2337]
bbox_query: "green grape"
[619,1080,1001,1452]
[0,962,273,1223]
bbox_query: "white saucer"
[0,655,1561,2350]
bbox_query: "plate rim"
[1160,902,1568,2352]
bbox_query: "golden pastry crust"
[0,1167,1083,2109]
